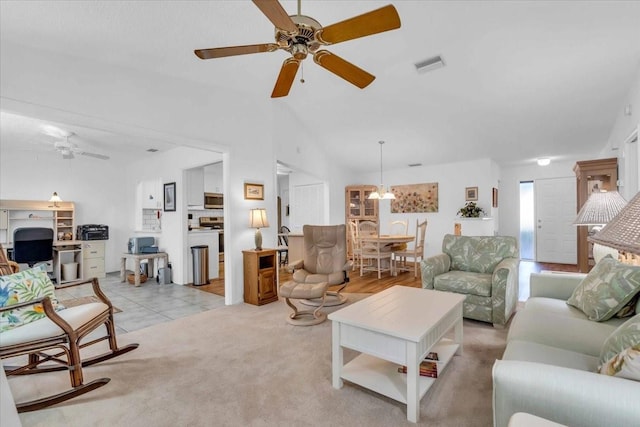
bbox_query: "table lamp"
[573,190,627,263]
[249,208,269,251]
[589,191,640,265]
[49,191,62,208]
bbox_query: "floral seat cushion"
[434,270,492,297]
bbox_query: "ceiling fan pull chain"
[300,62,305,84]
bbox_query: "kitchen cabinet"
[139,179,162,209]
[203,162,223,194]
[242,249,277,305]
[186,167,204,207]
[573,158,618,272]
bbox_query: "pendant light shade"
[368,141,395,200]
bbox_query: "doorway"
[534,177,577,264]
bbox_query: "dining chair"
[347,220,360,271]
[277,225,290,267]
[393,219,428,277]
[389,219,409,251]
[358,221,393,279]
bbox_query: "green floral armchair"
[420,234,519,327]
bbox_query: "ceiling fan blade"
[77,151,110,160]
[317,4,401,45]
[271,58,300,98]
[313,50,375,89]
[252,0,297,34]
[195,43,278,60]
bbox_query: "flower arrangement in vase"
[458,202,486,218]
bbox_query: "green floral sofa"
[420,234,519,327]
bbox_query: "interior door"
[535,177,577,264]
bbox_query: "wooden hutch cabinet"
[345,185,379,259]
[573,158,618,273]
[242,249,278,305]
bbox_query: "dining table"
[358,234,415,276]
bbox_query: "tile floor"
[55,272,226,334]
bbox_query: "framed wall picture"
[492,188,499,208]
[164,182,176,212]
[244,182,264,200]
[465,186,478,201]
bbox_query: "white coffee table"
[328,286,465,423]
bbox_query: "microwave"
[204,192,223,209]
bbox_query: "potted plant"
[458,202,486,218]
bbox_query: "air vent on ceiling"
[146,148,159,152]
[415,55,445,74]
[408,163,422,167]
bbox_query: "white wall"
[601,63,640,199]
[1,41,275,305]
[127,146,222,285]
[359,158,499,258]
[0,147,127,272]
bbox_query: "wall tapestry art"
[390,183,439,213]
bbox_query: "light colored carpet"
[10,293,507,426]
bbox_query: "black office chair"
[13,227,54,268]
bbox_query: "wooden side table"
[120,252,169,286]
[242,249,278,305]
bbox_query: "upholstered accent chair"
[421,234,519,327]
[280,224,352,325]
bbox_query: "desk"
[120,252,169,286]
[358,235,414,276]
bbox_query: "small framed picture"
[244,182,264,200]
[465,187,478,201]
[164,182,176,212]
[492,188,499,208]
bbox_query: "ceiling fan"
[194,0,401,98]
[52,135,109,160]
[40,129,110,160]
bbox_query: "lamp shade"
[49,192,62,203]
[249,208,269,229]
[573,191,627,226]
[589,191,640,255]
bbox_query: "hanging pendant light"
[368,141,395,200]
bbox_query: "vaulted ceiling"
[1,1,639,172]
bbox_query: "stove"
[199,216,223,229]
[199,217,224,256]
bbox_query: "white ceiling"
[1,1,639,172]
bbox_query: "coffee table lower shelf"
[340,339,459,404]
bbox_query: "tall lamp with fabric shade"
[573,191,627,263]
[589,191,640,264]
[249,208,269,251]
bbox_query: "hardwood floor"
[190,259,580,300]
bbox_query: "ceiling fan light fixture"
[415,55,445,74]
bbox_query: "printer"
[127,237,158,254]
[77,224,109,241]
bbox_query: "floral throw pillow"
[566,256,640,322]
[599,314,640,381]
[0,265,63,332]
